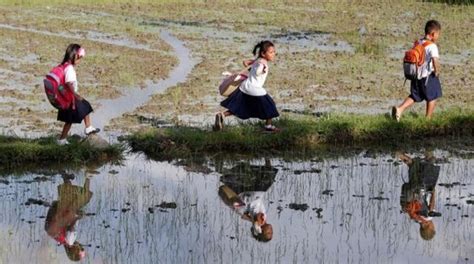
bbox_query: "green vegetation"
[0,136,124,169]
[126,110,474,159]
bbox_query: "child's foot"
[264,124,280,132]
[391,106,401,122]
[85,126,100,136]
[213,113,224,131]
[57,138,70,145]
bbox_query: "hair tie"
[77,48,85,58]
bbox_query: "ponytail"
[252,40,274,58]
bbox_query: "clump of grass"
[355,37,387,57]
[126,109,474,159]
[0,136,124,169]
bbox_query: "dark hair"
[62,43,82,65]
[252,40,274,58]
[425,20,441,35]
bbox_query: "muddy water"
[93,30,196,131]
[0,151,472,264]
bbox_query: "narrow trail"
[92,30,195,132]
[0,23,196,137]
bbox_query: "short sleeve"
[255,62,268,75]
[64,65,77,84]
[427,44,439,58]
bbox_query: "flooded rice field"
[1,150,472,263]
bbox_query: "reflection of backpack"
[403,40,432,81]
[43,63,75,110]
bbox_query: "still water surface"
[0,150,472,264]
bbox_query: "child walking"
[57,44,100,145]
[214,40,280,132]
[392,20,442,121]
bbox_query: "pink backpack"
[43,63,75,110]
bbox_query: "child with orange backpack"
[392,20,442,121]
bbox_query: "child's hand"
[243,59,254,67]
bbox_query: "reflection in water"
[218,159,277,242]
[44,174,93,261]
[0,151,473,263]
[399,152,442,241]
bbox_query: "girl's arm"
[242,59,254,67]
[65,82,83,101]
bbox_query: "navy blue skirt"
[221,89,279,120]
[57,99,93,124]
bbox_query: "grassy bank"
[0,136,124,169]
[126,110,474,158]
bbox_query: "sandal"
[391,106,401,122]
[85,126,101,136]
[264,125,280,132]
[213,112,224,131]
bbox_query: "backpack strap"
[421,40,433,47]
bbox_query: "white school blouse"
[239,58,269,96]
[64,64,78,92]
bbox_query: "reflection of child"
[237,191,273,242]
[45,176,93,261]
[399,153,441,240]
[218,186,273,242]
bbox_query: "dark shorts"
[57,99,93,124]
[410,74,442,102]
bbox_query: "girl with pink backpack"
[54,44,100,145]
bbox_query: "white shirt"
[239,59,269,96]
[64,64,78,92]
[237,191,267,217]
[419,39,439,78]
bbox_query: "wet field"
[0,2,473,263]
[1,150,472,263]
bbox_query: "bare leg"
[397,97,415,114]
[223,110,233,117]
[84,115,91,128]
[265,119,272,126]
[60,123,72,140]
[426,100,436,119]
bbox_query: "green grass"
[0,135,124,169]
[126,109,474,159]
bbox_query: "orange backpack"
[403,40,432,81]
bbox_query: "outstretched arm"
[242,59,254,67]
